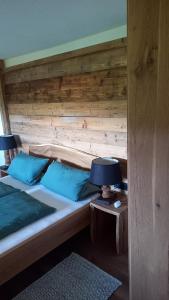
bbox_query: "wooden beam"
[0,60,11,134]
[128,0,169,299]
[0,60,11,164]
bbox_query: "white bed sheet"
[0,183,98,255]
[0,175,39,191]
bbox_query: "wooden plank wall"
[4,38,127,163]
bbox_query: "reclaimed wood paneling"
[128,0,169,299]
[8,100,127,118]
[9,115,127,132]
[6,68,127,95]
[5,38,127,171]
[5,45,127,84]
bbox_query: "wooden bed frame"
[0,144,97,285]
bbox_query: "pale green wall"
[5,25,127,68]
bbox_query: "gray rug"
[13,253,122,300]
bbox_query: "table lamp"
[0,135,17,168]
[90,157,122,203]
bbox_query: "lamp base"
[95,186,117,205]
[101,185,116,199]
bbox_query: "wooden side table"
[90,194,128,255]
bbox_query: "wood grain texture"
[22,137,127,159]
[5,46,127,84]
[0,60,12,164]
[9,115,127,132]
[8,100,127,117]
[6,68,127,103]
[5,39,127,171]
[5,38,127,72]
[128,0,169,299]
[0,61,11,134]
[28,144,97,169]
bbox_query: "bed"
[0,144,98,285]
[0,174,37,192]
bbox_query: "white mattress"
[0,177,98,255]
[0,175,39,191]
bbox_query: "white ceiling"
[0,0,126,59]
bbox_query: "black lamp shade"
[90,157,122,186]
[0,135,17,150]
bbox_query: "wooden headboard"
[27,144,127,187]
[28,144,97,170]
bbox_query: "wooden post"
[128,1,169,299]
[0,60,11,133]
[0,60,11,164]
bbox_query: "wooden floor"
[0,227,129,300]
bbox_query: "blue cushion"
[41,161,96,201]
[79,182,101,200]
[8,152,49,185]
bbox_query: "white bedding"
[0,175,39,191]
[0,176,98,255]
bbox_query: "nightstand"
[90,193,128,255]
[0,166,8,178]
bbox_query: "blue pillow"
[8,152,49,185]
[41,161,97,201]
[79,182,101,200]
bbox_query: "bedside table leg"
[116,214,123,255]
[90,206,97,243]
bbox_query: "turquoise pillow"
[41,161,97,201]
[8,152,49,185]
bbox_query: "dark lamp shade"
[0,135,17,150]
[90,157,122,186]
